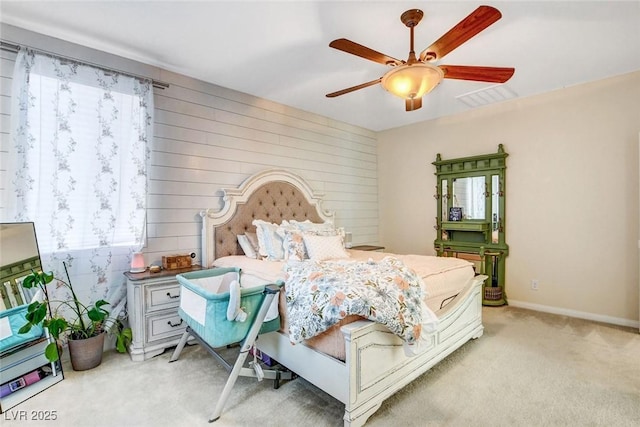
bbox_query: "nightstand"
[350,245,385,252]
[125,265,202,361]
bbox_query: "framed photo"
[449,207,463,221]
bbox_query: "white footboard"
[256,275,485,427]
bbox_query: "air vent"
[456,84,517,108]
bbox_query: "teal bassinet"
[175,267,280,348]
[170,267,291,423]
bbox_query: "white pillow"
[244,231,260,253]
[302,234,350,261]
[289,220,337,236]
[237,234,258,259]
[252,219,285,260]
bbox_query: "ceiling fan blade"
[330,39,403,66]
[419,6,502,61]
[326,78,383,98]
[405,97,422,111]
[439,65,515,83]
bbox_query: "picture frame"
[449,207,463,221]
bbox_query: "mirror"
[491,175,500,244]
[441,179,449,239]
[441,179,448,216]
[452,176,486,220]
[433,145,509,306]
[0,222,42,310]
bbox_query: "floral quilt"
[284,257,431,344]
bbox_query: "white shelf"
[1,345,50,383]
[0,373,63,412]
[1,337,64,413]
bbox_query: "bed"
[200,169,485,427]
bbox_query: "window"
[2,48,153,319]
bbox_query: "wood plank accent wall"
[0,27,379,267]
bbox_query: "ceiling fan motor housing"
[401,9,424,28]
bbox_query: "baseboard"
[508,300,640,330]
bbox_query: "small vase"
[68,332,105,371]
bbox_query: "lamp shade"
[130,252,146,273]
[344,232,353,249]
[381,63,444,99]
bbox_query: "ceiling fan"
[326,5,515,111]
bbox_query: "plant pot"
[68,332,105,371]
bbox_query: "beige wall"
[378,71,640,326]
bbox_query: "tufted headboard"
[200,169,335,267]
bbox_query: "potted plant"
[18,264,132,371]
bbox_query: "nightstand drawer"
[146,283,181,312]
[147,312,186,343]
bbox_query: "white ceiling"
[1,1,639,131]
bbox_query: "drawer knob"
[166,292,179,299]
[167,319,183,328]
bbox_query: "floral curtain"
[3,48,153,326]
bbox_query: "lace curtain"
[2,48,153,325]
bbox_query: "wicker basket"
[484,286,503,301]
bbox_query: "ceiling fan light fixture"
[381,63,444,99]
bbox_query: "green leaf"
[115,327,132,353]
[22,271,54,288]
[95,299,110,309]
[87,306,108,322]
[44,342,60,362]
[22,274,37,289]
[87,299,109,322]
[35,304,48,322]
[18,323,33,334]
[26,301,39,314]
[25,302,47,325]
[40,271,54,284]
[46,318,68,339]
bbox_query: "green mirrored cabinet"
[433,145,509,305]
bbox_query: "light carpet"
[4,306,640,426]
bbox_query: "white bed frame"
[201,169,485,427]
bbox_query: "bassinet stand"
[169,284,293,422]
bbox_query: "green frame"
[433,144,509,306]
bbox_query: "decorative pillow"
[244,231,260,254]
[302,234,350,261]
[237,234,258,259]
[289,220,337,236]
[252,219,284,260]
[280,230,306,261]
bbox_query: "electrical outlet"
[531,279,539,290]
